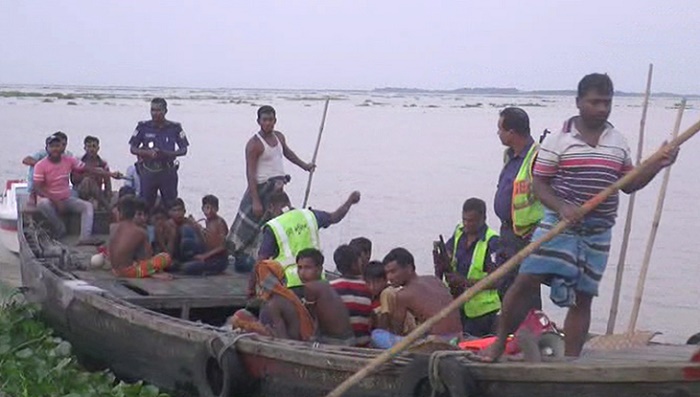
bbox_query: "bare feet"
[476,339,507,363]
[516,329,542,362]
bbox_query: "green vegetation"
[0,289,169,397]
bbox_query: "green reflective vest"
[451,225,501,318]
[266,209,321,288]
[510,143,544,237]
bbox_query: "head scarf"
[254,260,315,341]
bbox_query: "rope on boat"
[427,350,475,397]
[207,332,257,365]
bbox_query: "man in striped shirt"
[330,244,373,347]
[480,73,680,361]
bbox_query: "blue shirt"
[128,120,189,167]
[494,139,534,224]
[445,224,499,276]
[258,209,333,259]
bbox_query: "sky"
[1,1,699,93]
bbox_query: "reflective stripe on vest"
[451,225,501,318]
[511,143,544,237]
[266,209,321,287]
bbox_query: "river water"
[0,86,698,343]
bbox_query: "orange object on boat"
[458,335,514,351]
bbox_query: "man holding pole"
[227,105,315,268]
[481,73,680,361]
[493,107,543,310]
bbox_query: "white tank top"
[255,132,285,183]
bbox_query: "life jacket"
[265,208,322,288]
[450,226,501,318]
[510,143,544,237]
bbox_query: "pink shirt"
[33,156,85,201]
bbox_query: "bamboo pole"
[324,118,700,397]
[606,63,653,335]
[302,97,331,208]
[627,99,686,333]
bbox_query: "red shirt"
[33,155,85,201]
[330,277,373,347]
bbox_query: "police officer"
[129,98,189,209]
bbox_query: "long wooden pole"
[606,63,653,335]
[627,99,686,333]
[302,97,331,208]
[324,118,700,397]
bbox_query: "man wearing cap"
[493,107,543,310]
[22,131,72,202]
[33,134,120,245]
[129,98,189,209]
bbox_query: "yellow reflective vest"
[266,209,321,287]
[450,225,501,318]
[510,143,544,237]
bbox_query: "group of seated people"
[229,239,464,349]
[22,131,480,350]
[106,192,238,279]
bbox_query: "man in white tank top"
[246,105,315,217]
[226,106,315,268]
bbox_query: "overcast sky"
[1,1,698,93]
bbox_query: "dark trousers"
[497,224,542,310]
[462,310,498,337]
[180,255,228,276]
[139,166,178,209]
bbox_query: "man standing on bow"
[129,98,189,209]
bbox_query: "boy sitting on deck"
[167,198,207,266]
[109,196,172,279]
[363,260,417,336]
[349,236,372,274]
[330,244,373,347]
[177,194,230,275]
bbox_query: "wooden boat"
[18,207,700,397]
[17,207,412,397]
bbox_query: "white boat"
[0,179,27,254]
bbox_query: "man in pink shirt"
[33,134,119,245]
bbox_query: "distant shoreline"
[0,83,697,99]
[372,87,699,98]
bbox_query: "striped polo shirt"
[330,277,373,347]
[533,117,633,226]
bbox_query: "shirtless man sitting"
[296,248,356,346]
[179,194,230,275]
[109,196,172,279]
[372,247,462,348]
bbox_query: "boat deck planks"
[62,234,250,310]
[579,344,699,363]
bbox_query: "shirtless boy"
[180,194,229,275]
[168,198,206,264]
[109,197,172,278]
[382,247,462,339]
[296,248,356,346]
